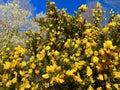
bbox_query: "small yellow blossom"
[20,61,26,68]
[102,27,109,33]
[6,80,12,87]
[87,85,93,90]
[30,63,36,69]
[3,61,11,70]
[78,4,87,12]
[106,82,111,89]
[99,48,104,55]
[12,77,17,83]
[96,2,102,8]
[97,74,104,80]
[42,74,50,79]
[45,46,51,50]
[35,69,40,75]
[96,87,102,90]
[92,56,99,64]
[86,66,93,76]
[19,70,25,76]
[114,84,120,89]
[54,50,59,56]
[113,71,120,79]
[103,40,115,49]
[6,47,10,51]
[44,83,49,88]
[66,69,76,76]
[108,22,116,28]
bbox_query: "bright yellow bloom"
[3,61,11,69]
[78,4,87,12]
[19,70,25,76]
[49,2,55,7]
[96,87,102,90]
[12,77,17,83]
[97,74,104,80]
[84,29,92,35]
[55,66,61,72]
[54,50,59,56]
[6,80,12,87]
[6,47,10,51]
[35,69,40,75]
[86,66,93,76]
[44,83,49,88]
[28,69,33,74]
[66,69,76,76]
[42,74,50,79]
[102,27,109,33]
[108,22,116,28]
[87,85,93,90]
[114,84,120,89]
[30,63,36,69]
[106,82,111,89]
[92,56,99,64]
[96,2,102,8]
[45,46,51,50]
[103,40,115,49]
[99,48,104,55]
[20,61,26,68]
[46,66,55,73]
[113,71,120,79]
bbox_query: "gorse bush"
[1,1,120,90]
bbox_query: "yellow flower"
[99,48,104,55]
[96,87,102,90]
[44,83,49,88]
[92,56,99,64]
[78,4,87,12]
[108,22,116,28]
[63,58,69,63]
[66,69,76,76]
[30,63,36,69]
[20,61,26,68]
[46,66,55,73]
[54,50,59,56]
[3,61,11,69]
[84,29,92,35]
[6,80,12,87]
[102,27,109,33]
[35,69,40,75]
[87,85,93,90]
[12,77,17,84]
[55,66,61,72]
[96,2,102,8]
[103,40,115,49]
[49,2,55,7]
[19,70,25,76]
[97,74,104,80]
[86,66,93,76]
[42,74,50,79]
[106,82,111,89]
[113,71,120,79]
[114,84,120,89]
[28,69,33,74]
[45,46,51,50]
[6,47,10,51]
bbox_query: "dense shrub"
[1,1,120,90]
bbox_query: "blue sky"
[30,0,86,15]
[30,0,120,16]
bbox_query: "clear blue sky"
[30,0,120,16]
[30,0,86,15]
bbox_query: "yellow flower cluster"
[1,1,120,90]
